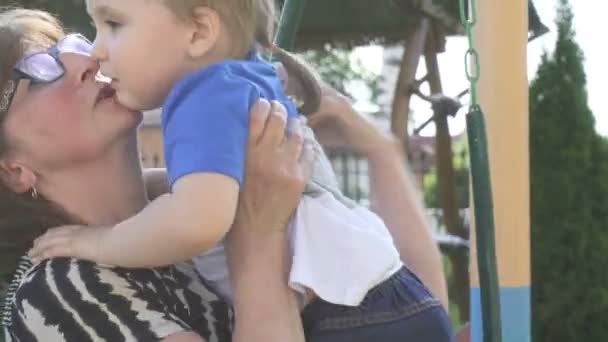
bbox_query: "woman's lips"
[95,84,116,105]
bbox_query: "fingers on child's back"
[299,142,315,181]
[249,99,271,144]
[262,101,288,147]
[285,118,304,161]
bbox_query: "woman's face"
[3,50,143,174]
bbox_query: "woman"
[0,8,307,342]
[0,7,451,342]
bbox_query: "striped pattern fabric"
[2,257,32,330]
[2,257,232,342]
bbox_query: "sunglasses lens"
[12,35,92,84]
[16,54,64,82]
[59,34,92,56]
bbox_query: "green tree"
[303,46,382,106]
[423,138,470,209]
[530,1,607,340]
[422,136,469,326]
[5,0,93,37]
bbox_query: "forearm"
[101,194,228,267]
[225,97,308,341]
[228,229,304,342]
[367,140,449,309]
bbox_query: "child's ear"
[187,6,222,58]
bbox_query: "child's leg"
[301,268,454,342]
[298,128,453,341]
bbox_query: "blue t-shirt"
[162,51,299,188]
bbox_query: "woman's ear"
[0,159,37,194]
[187,6,222,58]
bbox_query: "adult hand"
[307,85,399,156]
[232,99,314,236]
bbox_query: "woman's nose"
[58,53,100,85]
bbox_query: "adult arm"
[228,99,312,342]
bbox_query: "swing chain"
[459,0,481,111]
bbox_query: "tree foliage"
[530,1,608,340]
[3,0,93,36]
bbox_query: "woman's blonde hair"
[162,0,321,115]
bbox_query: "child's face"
[86,0,194,111]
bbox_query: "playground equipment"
[275,1,538,341]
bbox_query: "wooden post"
[470,0,530,341]
[390,18,429,149]
[425,41,470,322]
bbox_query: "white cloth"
[194,126,402,306]
[288,192,402,306]
[194,192,402,307]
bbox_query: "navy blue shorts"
[301,267,454,342]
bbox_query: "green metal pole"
[275,0,307,51]
[467,108,502,342]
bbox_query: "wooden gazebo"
[280,0,547,143]
[277,0,547,327]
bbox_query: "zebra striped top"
[2,257,233,342]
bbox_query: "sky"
[352,0,607,137]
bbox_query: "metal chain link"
[460,0,481,111]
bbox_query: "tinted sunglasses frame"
[0,34,92,116]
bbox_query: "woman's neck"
[42,133,149,226]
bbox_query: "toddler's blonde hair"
[161,0,321,114]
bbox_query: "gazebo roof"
[11,1,548,49]
[281,0,548,49]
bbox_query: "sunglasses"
[0,34,93,116]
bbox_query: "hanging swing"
[459,0,502,340]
